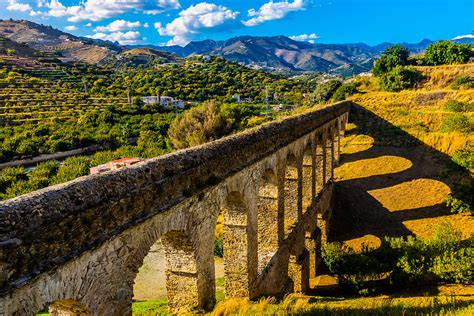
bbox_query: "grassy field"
[211,292,474,316]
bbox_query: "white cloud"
[44,0,181,22]
[88,31,142,45]
[243,0,307,27]
[85,22,92,26]
[65,25,78,31]
[452,34,474,40]
[30,10,43,16]
[36,0,48,8]
[94,19,141,32]
[156,2,239,46]
[289,33,318,43]
[6,0,32,12]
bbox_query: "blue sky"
[1,0,473,46]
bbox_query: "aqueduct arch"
[0,102,350,315]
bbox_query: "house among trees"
[90,157,145,175]
[140,95,185,109]
[231,94,253,103]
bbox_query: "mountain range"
[136,37,442,75]
[1,19,472,76]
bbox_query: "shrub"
[313,80,342,103]
[445,177,473,214]
[52,156,91,184]
[424,41,473,65]
[321,223,473,293]
[332,83,358,101]
[450,76,474,90]
[168,101,232,149]
[452,144,474,170]
[444,100,473,113]
[372,45,410,77]
[440,114,472,133]
[379,66,423,92]
[214,237,224,257]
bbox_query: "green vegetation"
[214,237,224,258]
[371,45,423,92]
[378,66,423,92]
[168,101,267,149]
[452,144,474,170]
[424,41,473,66]
[132,300,168,316]
[444,100,474,113]
[450,76,474,90]
[1,56,318,201]
[445,177,473,215]
[313,79,342,103]
[332,83,358,101]
[322,223,473,295]
[440,114,472,133]
[372,45,410,77]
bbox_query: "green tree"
[168,101,232,149]
[372,45,410,76]
[313,80,342,103]
[52,156,91,184]
[424,41,473,65]
[332,83,358,101]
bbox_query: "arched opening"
[214,210,225,303]
[222,191,254,298]
[257,169,279,273]
[133,239,168,310]
[334,120,341,164]
[325,130,334,182]
[302,144,315,212]
[315,135,325,195]
[284,154,301,236]
[132,230,199,315]
[305,229,321,279]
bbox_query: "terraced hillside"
[0,70,128,123]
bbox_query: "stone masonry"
[0,101,350,315]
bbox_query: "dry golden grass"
[416,64,474,90]
[211,291,474,315]
[368,178,450,212]
[350,66,474,155]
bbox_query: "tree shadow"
[330,103,470,242]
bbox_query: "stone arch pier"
[0,101,350,315]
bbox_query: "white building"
[140,96,185,109]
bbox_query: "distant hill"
[101,48,184,68]
[0,19,123,64]
[132,36,438,76]
[1,19,471,75]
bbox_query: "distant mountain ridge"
[130,36,446,76]
[1,19,472,75]
[0,19,124,64]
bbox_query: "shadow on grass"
[331,103,471,242]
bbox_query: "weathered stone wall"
[0,101,350,315]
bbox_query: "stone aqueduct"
[0,101,351,315]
